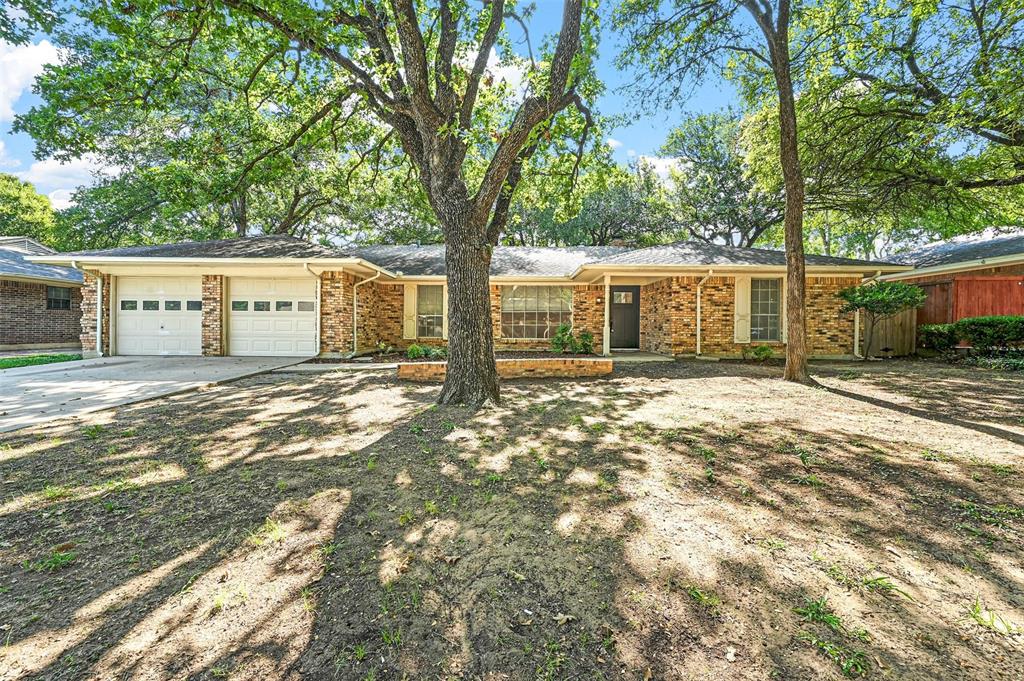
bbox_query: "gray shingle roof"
[0,240,83,285]
[58,234,344,259]
[589,241,905,268]
[350,244,630,277]
[902,231,1024,268]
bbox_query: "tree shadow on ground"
[1,360,1022,680]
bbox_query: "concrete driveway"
[0,356,306,433]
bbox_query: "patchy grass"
[0,352,81,370]
[0,359,1022,679]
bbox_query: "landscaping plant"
[837,282,926,359]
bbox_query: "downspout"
[853,270,884,359]
[352,271,382,355]
[602,273,611,356]
[303,263,322,356]
[95,271,104,357]
[696,269,713,356]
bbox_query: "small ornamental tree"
[838,282,926,359]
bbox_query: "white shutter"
[780,276,788,343]
[403,284,417,339]
[441,286,449,340]
[734,275,751,344]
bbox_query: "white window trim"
[403,283,448,340]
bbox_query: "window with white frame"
[500,286,572,339]
[750,278,781,341]
[416,285,444,338]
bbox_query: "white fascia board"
[570,263,912,279]
[24,256,396,278]
[878,253,1024,281]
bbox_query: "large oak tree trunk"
[769,28,811,383]
[438,208,500,406]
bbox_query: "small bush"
[919,323,958,352]
[424,345,448,360]
[550,323,595,355]
[953,315,1024,354]
[406,344,425,359]
[751,344,774,361]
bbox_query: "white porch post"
[602,273,611,356]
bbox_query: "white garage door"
[116,277,203,356]
[229,278,317,357]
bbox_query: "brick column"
[320,271,354,355]
[201,275,224,356]
[79,272,110,358]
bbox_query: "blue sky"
[0,3,736,209]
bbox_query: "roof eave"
[0,273,84,286]
[25,255,397,278]
[571,262,912,278]
[879,252,1024,280]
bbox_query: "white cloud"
[47,188,74,210]
[15,154,110,196]
[486,47,528,98]
[637,155,682,182]
[627,149,637,158]
[606,138,623,150]
[0,39,59,122]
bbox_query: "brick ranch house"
[29,235,909,360]
[0,236,83,351]
[880,231,1024,326]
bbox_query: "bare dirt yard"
[1,359,1022,680]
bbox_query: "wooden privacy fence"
[861,308,917,357]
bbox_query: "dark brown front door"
[610,286,640,349]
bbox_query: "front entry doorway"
[610,286,640,349]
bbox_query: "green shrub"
[953,316,1024,354]
[406,344,425,360]
[919,323,958,352]
[550,324,595,354]
[751,344,774,361]
[576,331,595,355]
[424,345,448,360]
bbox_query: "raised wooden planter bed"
[397,357,613,382]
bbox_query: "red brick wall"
[201,275,224,356]
[79,272,110,356]
[356,281,404,351]
[0,279,82,348]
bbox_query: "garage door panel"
[228,278,316,357]
[116,277,202,356]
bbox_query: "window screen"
[750,279,781,342]
[500,286,572,339]
[416,285,444,338]
[46,286,72,310]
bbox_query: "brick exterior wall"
[201,275,224,356]
[0,279,82,349]
[79,272,111,357]
[636,274,859,358]
[398,357,613,381]
[320,271,356,354]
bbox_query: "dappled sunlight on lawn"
[1,360,1021,679]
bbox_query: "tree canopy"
[0,173,56,245]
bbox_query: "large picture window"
[46,286,72,310]
[416,285,444,338]
[500,286,572,339]
[750,278,781,341]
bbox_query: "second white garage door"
[229,278,317,356]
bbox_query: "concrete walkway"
[0,356,305,433]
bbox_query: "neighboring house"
[0,236,83,351]
[882,231,1024,326]
[29,235,909,359]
